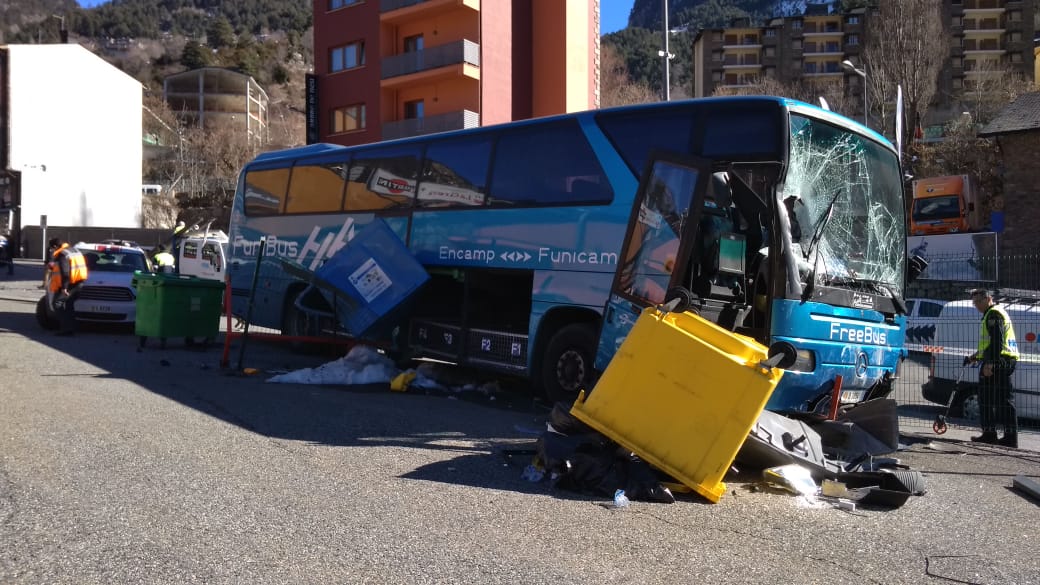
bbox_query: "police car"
[36,243,153,329]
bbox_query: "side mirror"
[906,254,929,284]
[660,286,697,314]
[766,341,799,370]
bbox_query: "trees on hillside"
[863,0,946,151]
[600,44,657,107]
[711,76,855,117]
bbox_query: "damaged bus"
[226,96,909,413]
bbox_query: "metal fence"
[893,252,1040,434]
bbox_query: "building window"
[712,51,723,62]
[792,20,802,29]
[847,16,859,25]
[1010,52,1022,63]
[404,99,424,119]
[765,29,776,37]
[952,56,962,67]
[952,16,961,26]
[330,41,365,73]
[765,46,775,56]
[331,104,366,133]
[1010,32,1022,42]
[952,78,963,89]
[328,0,360,9]
[712,72,723,82]
[764,67,775,78]
[1009,10,1021,22]
[404,34,424,53]
[847,34,859,45]
[792,40,802,49]
[804,62,817,74]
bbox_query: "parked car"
[36,243,153,329]
[921,299,1040,421]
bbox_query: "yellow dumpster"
[571,306,784,503]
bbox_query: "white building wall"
[7,44,142,228]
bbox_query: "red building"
[310,0,600,146]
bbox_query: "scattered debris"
[1012,475,1040,503]
[763,464,818,497]
[267,345,399,385]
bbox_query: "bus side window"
[489,120,613,206]
[285,159,349,214]
[346,145,422,211]
[244,168,290,216]
[419,135,492,208]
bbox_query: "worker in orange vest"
[49,240,89,336]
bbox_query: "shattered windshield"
[783,114,905,299]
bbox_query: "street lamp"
[660,0,673,101]
[841,59,867,127]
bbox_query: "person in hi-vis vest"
[963,288,1019,448]
[49,241,89,336]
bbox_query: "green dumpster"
[133,272,224,349]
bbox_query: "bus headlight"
[768,342,815,372]
[789,349,816,372]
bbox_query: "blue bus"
[227,96,908,412]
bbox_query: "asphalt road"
[1,261,1039,584]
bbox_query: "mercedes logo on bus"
[855,352,869,378]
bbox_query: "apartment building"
[941,0,1036,100]
[693,1,1035,121]
[310,0,600,147]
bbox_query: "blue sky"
[76,0,634,34]
[601,1,635,35]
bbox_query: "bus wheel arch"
[281,283,333,349]
[534,309,600,405]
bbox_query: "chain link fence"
[893,251,1040,434]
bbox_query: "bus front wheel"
[539,323,597,406]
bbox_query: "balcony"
[723,36,762,49]
[963,19,1006,32]
[382,40,480,80]
[964,39,1007,53]
[803,28,843,37]
[382,0,427,9]
[723,62,762,70]
[382,109,479,140]
[803,43,843,55]
[381,0,478,23]
[963,0,1006,11]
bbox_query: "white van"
[176,230,229,282]
[921,299,1040,420]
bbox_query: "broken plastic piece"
[763,464,818,496]
[390,371,416,392]
[613,489,630,508]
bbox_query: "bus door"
[595,152,711,371]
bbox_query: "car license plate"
[840,389,866,403]
[84,305,111,312]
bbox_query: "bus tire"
[36,296,58,330]
[282,295,317,351]
[539,323,597,406]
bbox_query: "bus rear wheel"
[539,323,597,406]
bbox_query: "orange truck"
[909,175,981,236]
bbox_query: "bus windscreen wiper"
[800,189,843,301]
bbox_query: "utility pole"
[661,0,670,101]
